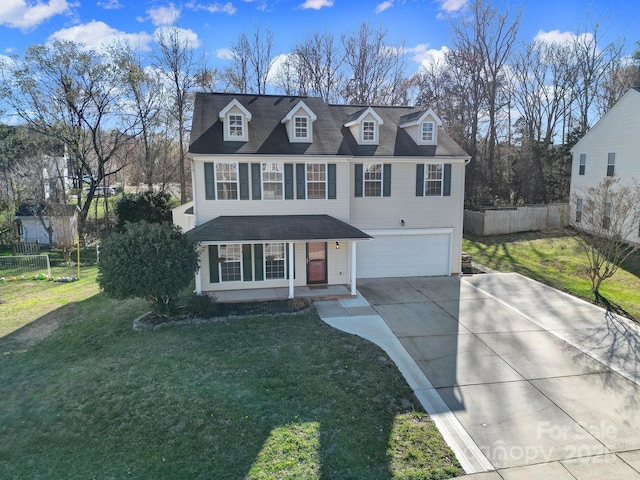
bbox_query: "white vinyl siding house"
[183,93,470,299]
[570,88,640,244]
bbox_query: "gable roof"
[189,93,468,158]
[344,106,384,127]
[281,100,317,123]
[399,109,442,127]
[218,98,252,121]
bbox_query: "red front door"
[307,242,327,284]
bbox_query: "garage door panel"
[357,234,450,278]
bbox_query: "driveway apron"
[317,273,640,479]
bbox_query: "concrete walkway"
[315,273,640,479]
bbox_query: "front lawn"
[463,229,640,320]
[0,268,462,479]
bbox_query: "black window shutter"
[208,245,219,283]
[251,163,261,200]
[296,164,306,199]
[242,244,252,281]
[239,163,249,200]
[204,163,215,200]
[416,164,425,196]
[354,164,363,197]
[328,164,337,199]
[254,244,264,281]
[443,164,451,196]
[284,164,294,200]
[285,243,290,279]
[383,164,391,197]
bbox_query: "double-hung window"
[421,121,434,142]
[575,197,583,223]
[262,162,283,200]
[306,163,326,199]
[294,116,309,140]
[264,243,286,280]
[216,162,238,200]
[579,154,586,175]
[425,164,443,196]
[362,121,375,142]
[607,153,615,177]
[219,244,242,282]
[364,163,383,197]
[228,114,244,138]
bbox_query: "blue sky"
[1,0,639,75]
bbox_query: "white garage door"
[357,233,451,278]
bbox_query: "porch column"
[288,241,295,299]
[350,241,357,296]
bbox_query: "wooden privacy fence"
[464,204,569,236]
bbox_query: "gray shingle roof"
[189,93,468,158]
[186,214,372,242]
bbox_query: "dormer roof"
[281,100,317,124]
[344,107,384,127]
[219,98,252,122]
[399,109,442,128]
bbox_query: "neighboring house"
[15,204,78,245]
[569,88,640,244]
[183,93,470,298]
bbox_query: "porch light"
[335,242,340,249]
[400,218,405,226]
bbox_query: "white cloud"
[409,44,449,69]
[185,1,237,15]
[48,20,154,52]
[147,3,180,26]
[0,0,72,30]
[216,47,235,60]
[299,0,333,10]
[534,29,593,46]
[153,26,201,49]
[97,0,123,9]
[436,0,466,18]
[375,1,393,14]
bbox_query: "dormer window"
[344,107,384,146]
[219,98,252,142]
[362,121,376,142]
[294,116,309,140]
[421,121,434,142]
[282,100,317,143]
[229,114,244,138]
[399,109,442,145]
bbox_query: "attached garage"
[356,229,452,278]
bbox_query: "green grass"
[0,266,462,479]
[463,229,640,320]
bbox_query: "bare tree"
[293,31,343,103]
[154,27,196,204]
[341,23,409,105]
[222,25,273,95]
[222,33,251,93]
[571,177,640,296]
[1,40,129,231]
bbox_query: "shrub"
[115,190,173,230]
[97,222,199,317]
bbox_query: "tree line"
[1,0,639,242]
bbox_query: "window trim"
[228,113,244,139]
[575,197,583,223]
[261,162,284,200]
[293,115,310,140]
[305,162,328,200]
[362,120,376,143]
[215,162,240,200]
[363,163,383,197]
[579,154,586,176]
[423,163,444,197]
[263,242,286,280]
[421,121,435,142]
[607,152,615,177]
[218,244,243,283]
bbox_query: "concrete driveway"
[315,273,640,479]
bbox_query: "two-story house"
[570,87,640,244]
[183,93,470,299]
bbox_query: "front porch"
[210,284,354,303]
